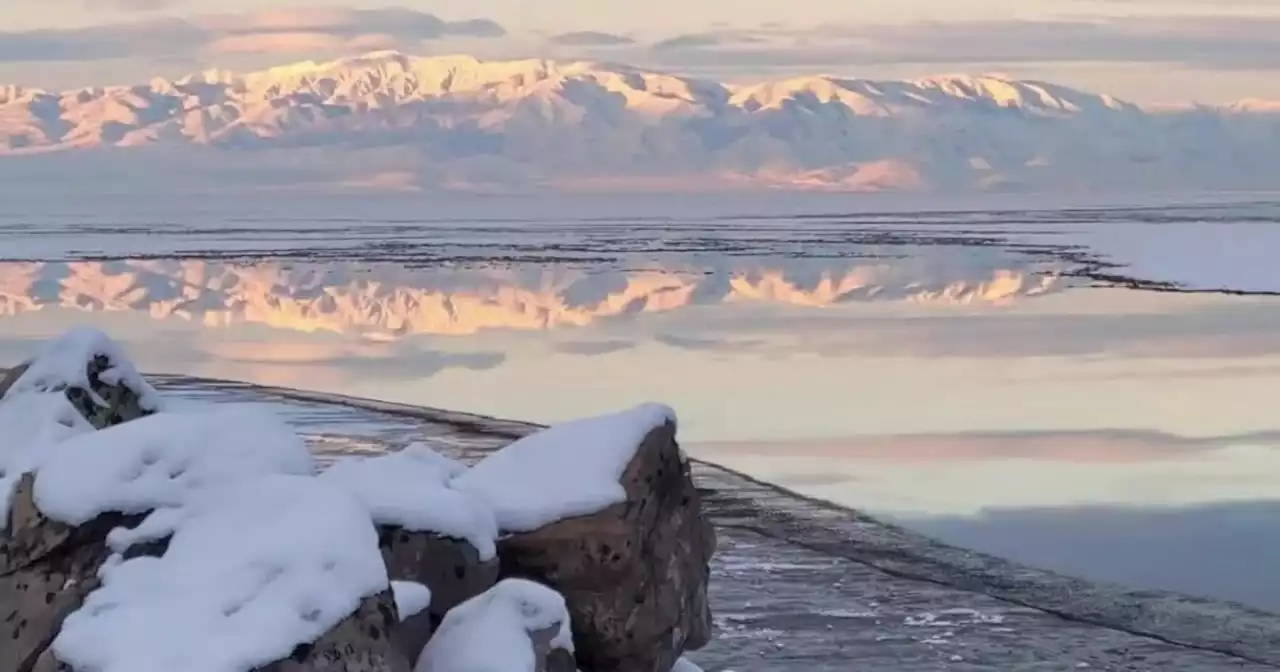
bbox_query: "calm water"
[3,193,1280,611]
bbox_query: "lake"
[3,191,1279,612]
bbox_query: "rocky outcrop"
[3,328,717,672]
[495,421,716,672]
[262,590,410,672]
[1,344,160,672]
[0,475,150,672]
[63,355,154,429]
[378,529,499,665]
[5,472,420,672]
[1,351,154,430]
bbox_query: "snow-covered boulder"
[4,328,716,672]
[1,328,165,672]
[416,578,576,672]
[453,405,716,672]
[1,391,408,672]
[49,473,403,672]
[1,326,161,430]
[321,446,501,663]
[0,473,156,672]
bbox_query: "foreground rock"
[1,329,162,672]
[5,328,715,672]
[0,327,160,429]
[2,327,408,672]
[262,590,410,672]
[455,405,716,672]
[0,475,150,672]
[380,530,499,665]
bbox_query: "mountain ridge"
[2,51,1279,193]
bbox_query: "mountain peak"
[1,52,1278,193]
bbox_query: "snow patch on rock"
[453,403,675,532]
[53,474,388,672]
[321,445,498,560]
[393,581,433,622]
[416,578,574,672]
[0,391,94,529]
[34,407,314,527]
[3,326,161,411]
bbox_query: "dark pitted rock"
[531,623,579,672]
[0,475,154,672]
[2,333,157,431]
[0,361,30,399]
[261,589,412,672]
[378,528,499,665]
[495,421,716,672]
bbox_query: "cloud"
[640,18,1280,72]
[550,340,637,356]
[652,34,728,51]
[654,333,765,352]
[81,0,174,10]
[0,8,505,63]
[548,31,635,47]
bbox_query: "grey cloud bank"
[6,11,1280,73]
[548,31,636,47]
[0,8,504,62]
[642,18,1280,71]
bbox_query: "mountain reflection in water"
[0,259,1059,338]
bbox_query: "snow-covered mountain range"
[3,51,1279,192]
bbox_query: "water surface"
[3,194,1279,611]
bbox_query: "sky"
[2,0,1280,104]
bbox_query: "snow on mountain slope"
[1,51,1278,191]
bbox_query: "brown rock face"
[0,476,150,672]
[261,590,412,672]
[495,421,716,672]
[378,528,499,665]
